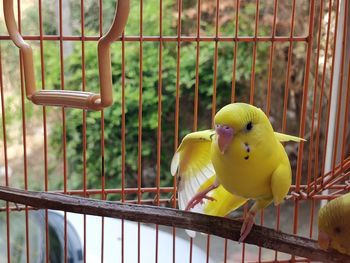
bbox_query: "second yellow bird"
[318,192,350,255]
[171,103,304,241]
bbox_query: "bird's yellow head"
[318,194,350,255]
[214,103,273,154]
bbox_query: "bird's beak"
[215,125,233,154]
[318,230,331,250]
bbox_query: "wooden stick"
[0,186,348,262]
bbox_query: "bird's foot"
[185,192,216,211]
[238,211,256,243]
[185,182,219,211]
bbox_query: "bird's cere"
[215,124,233,154]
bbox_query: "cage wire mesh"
[0,0,349,262]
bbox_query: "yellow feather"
[274,132,306,142]
[204,186,247,217]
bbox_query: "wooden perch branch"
[0,186,349,262]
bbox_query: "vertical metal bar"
[99,0,103,36]
[188,0,204,256]
[258,209,264,262]
[80,2,86,176]
[0,42,11,263]
[174,1,182,161]
[57,0,68,262]
[121,29,126,263]
[189,239,193,263]
[193,0,201,132]
[285,4,298,257]
[99,1,105,261]
[138,1,144,263]
[309,199,315,239]
[254,3,261,258]
[155,0,163,262]
[282,0,296,132]
[83,117,87,263]
[174,1,183,262]
[274,205,281,261]
[266,0,281,261]
[16,1,30,261]
[250,0,259,104]
[206,235,210,263]
[231,0,240,102]
[266,0,278,115]
[266,2,280,259]
[100,31,106,263]
[207,1,220,259]
[81,1,87,261]
[241,204,248,262]
[293,0,315,249]
[313,0,333,191]
[211,0,220,123]
[138,0,144,205]
[101,108,105,263]
[223,238,228,263]
[38,0,49,261]
[306,0,324,190]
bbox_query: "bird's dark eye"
[246,122,253,131]
[334,226,342,234]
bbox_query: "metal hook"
[3,0,130,110]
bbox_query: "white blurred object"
[0,166,13,179]
[61,211,210,263]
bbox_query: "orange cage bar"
[0,0,350,262]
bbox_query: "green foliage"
[45,0,271,195]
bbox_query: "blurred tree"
[46,0,272,195]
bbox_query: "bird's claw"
[238,212,256,243]
[199,195,216,205]
[186,194,216,210]
[203,195,216,202]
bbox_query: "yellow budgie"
[318,192,350,255]
[171,103,304,241]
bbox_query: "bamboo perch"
[0,186,349,263]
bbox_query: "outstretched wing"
[171,129,248,237]
[171,130,216,212]
[274,132,306,142]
